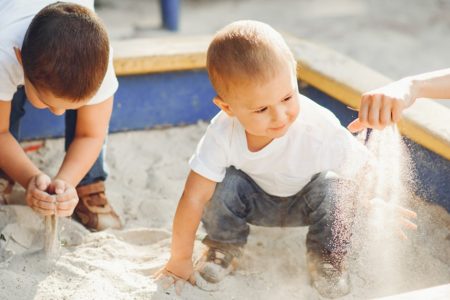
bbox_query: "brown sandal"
[75,181,122,231]
[0,178,14,205]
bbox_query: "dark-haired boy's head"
[20,2,109,108]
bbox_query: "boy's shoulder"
[294,94,343,136]
[204,111,237,143]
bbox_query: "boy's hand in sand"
[26,173,55,216]
[49,178,79,217]
[154,258,196,295]
[348,79,415,133]
[370,197,418,240]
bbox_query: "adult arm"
[348,68,450,132]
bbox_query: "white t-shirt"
[189,94,370,197]
[0,0,118,104]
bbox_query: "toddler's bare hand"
[154,258,196,295]
[26,173,55,216]
[49,179,78,217]
[369,197,417,240]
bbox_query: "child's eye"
[255,107,267,113]
[283,96,292,102]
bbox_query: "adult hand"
[26,173,55,216]
[348,79,416,132]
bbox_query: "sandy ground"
[1,125,449,300]
[1,1,449,299]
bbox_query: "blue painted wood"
[111,71,218,132]
[17,69,449,211]
[19,70,218,139]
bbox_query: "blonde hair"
[207,20,296,99]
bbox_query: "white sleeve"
[320,116,370,179]
[86,47,119,105]
[0,52,22,101]
[189,122,229,182]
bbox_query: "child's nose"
[271,106,287,122]
[49,107,66,116]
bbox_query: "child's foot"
[307,251,350,299]
[0,178,14,205]
[195,239,243,283]
[74,181,122,231]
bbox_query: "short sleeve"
[323,126,370,178]
[189,117,230,182]
[0,51,22,101]
[86,47,119,105]
[315,107,370,178]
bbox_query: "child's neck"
[245,131,274,152]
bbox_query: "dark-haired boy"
[0,1,121,230]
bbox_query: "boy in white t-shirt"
[157,21,416,298]
[0,1,120,231]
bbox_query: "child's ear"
[13,47,23,66]
[213,96,234,116]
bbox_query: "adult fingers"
[347,119,366,133]
[379,97,393,128]
[391,100,403,123]
[367,95,381,129]
[358,95,370,127]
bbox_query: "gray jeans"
[202,167,356,256]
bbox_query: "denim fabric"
[0,87,108,186]
[202,167,356,256]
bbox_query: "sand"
[1,124,449,300]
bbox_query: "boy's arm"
[55,97,113,186]
[0,101,41,186]
[165,170,217,281]
[348,68,450,132]
[0,100,57,215]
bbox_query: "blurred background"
[96,0,450,108]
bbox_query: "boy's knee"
[303,172,348,212]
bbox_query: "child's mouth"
[271,124,286,131]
